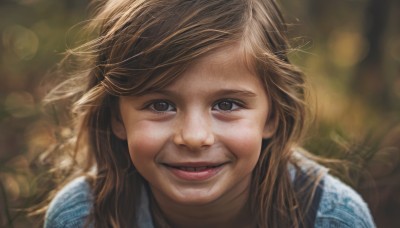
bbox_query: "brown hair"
[43,0,321,227]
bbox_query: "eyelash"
[145,100,176,113]
[212,99,245,112]
[144,99,245,114]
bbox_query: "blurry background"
[0,0,399,227]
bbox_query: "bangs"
[97,0,248,96]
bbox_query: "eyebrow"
[213,89,258,97]
[150,88,258,98]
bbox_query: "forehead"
[165,44,266,95]
[184,44,257,79]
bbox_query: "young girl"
[43,0,375,227]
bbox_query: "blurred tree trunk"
[352,0,391,109]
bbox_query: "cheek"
[125,121,169,164]
[217,120,263,160]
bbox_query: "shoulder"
[290,151,375,227]
[44,176,93,228]
[315,172,375,228]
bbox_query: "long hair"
[43,0,319,227]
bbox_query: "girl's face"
[112,45,275,207]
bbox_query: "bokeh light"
[4,91,36,118]
[2,25,39,61]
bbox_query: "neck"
[151,184,254,228]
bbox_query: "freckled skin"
[113,45,274,226]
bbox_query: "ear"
[111,115,127,140]
[262,113,278,139]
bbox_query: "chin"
[169,189,222,206]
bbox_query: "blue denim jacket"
[44,161,375,228]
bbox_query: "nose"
[173,111,215,150]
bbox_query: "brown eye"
[217,101,233,111]
[151,101,174,112]
[213,99,242,111]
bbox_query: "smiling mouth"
[163,163,225,181]
[169,165,223,172]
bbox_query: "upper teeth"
[178,166,210,172]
